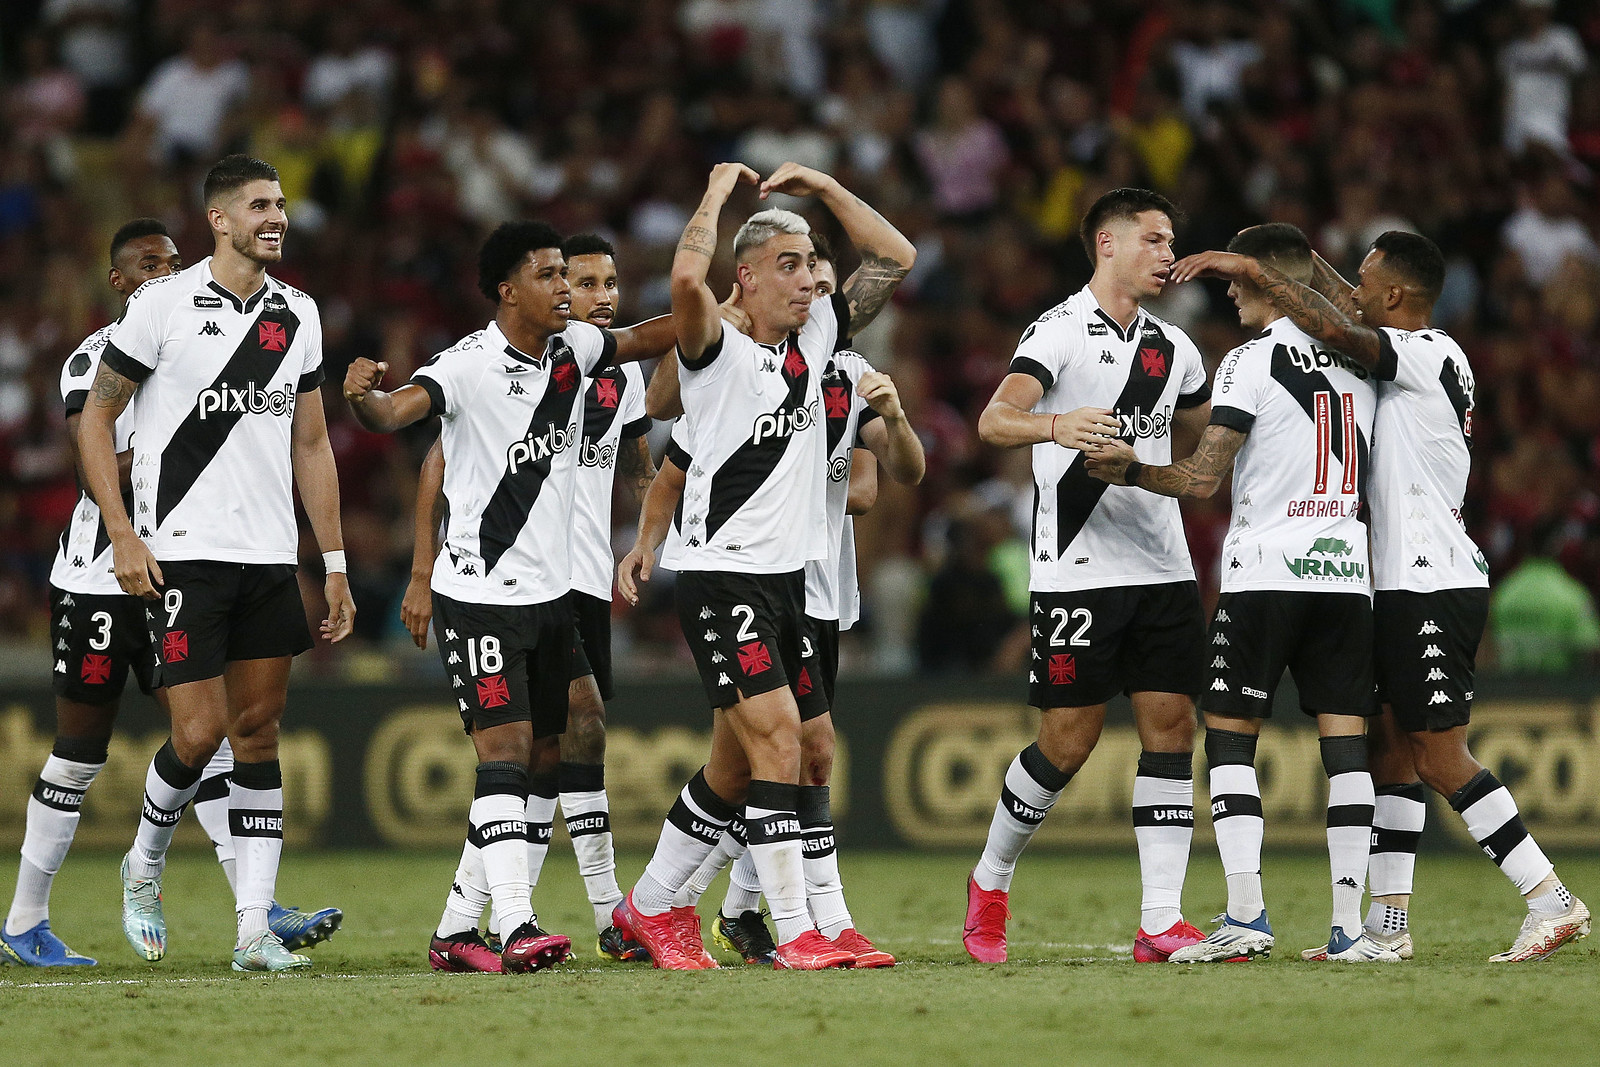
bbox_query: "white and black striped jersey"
[50,324,130,596]
[1369,326,1487,592]
[569,362,650,600]
[1209,317,1377,595]
[804,350,881,628]
[102,260,324,565]
[1008,287,1210,592]
[661,292,847,574]
[412,319,616,606]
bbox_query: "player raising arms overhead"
[79,157,355,973]
[613,161,914,970]
[1090,224,1391,963]
[342,222,674,974]
[1167,230,1588,962]
[963,188,1213,965]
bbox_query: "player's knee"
[800,719,835,783]
[529,737,562,778]
[1037,716,1100,773]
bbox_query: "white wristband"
[322,550,348,574]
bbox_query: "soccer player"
[78,156,355,973]
[611,161,914,970]
[963,188,1211,965]
[2,221,341,968]
[341,221,674,974]
[619,249,922,968]
[1090,223,1392,962]
[1168,230,1589,962]
[400,233,653,965]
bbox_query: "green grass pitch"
[3,849,1596,1065]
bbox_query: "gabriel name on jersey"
[101,259,324,565]
[1369,326,1487,592]
[663,291,847,574]
[52,324,130,596]
[412,318,616,605]
[570,362,649,600]
[1209,317,1377,594]
[1008,287,1211,593]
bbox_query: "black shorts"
[49,587,158,703]
[1200,590,1374,720]
[149,561,313,687]
[570,591,614,701]
[1028,581,1206,709]
[434,592,590,737]
[1374,587,1487,733]
[798,615,840,721]
[676,569,806,711]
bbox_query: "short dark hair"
[110,218,171,265]
[809,230,835,264]
[478,221,564,303]
[203,154,280,205]
[1227,223,1313,284]
[561,233,615,260]
[1079,187,1183,261]
[1371,230,1445,304]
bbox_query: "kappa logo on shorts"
[1426,667,1447,681]
[1213,633,1229,646]
[796,667,813,696]
[55,659,66,673]
[1211,678,1229,692]
[1215,609,1230,623]
[699,607,715,620]
[718,672,731,686]
[710,651,726,664]
[1048,654,1075,685]
[1242,686,1268,699]
[1428,691,1452,705]
[738,641,772,676]
[1211,656,1228,668]
[80,653,112,685]
[1417,619,1442,635]
[162,631,188,663]
[477,674,511,708]
[1421,644,1444,659]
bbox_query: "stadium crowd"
[0,0,1597,676]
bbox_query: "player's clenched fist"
[1052,406,1120,452]
[856,370,905,420]
[343,357,388,403]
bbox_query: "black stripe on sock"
[1136,750,1193,781]
[529,773,559,801]
[52,736,109,764]
[153,740,203,790]
[141,796,186,827]
[1209,793,1263,820]
[1132,804,1194,828]
[746,810,802,845]
[1477,814,1529,866]
[1370,827,1422,853]
[1376,782,1426,802]
[32,779,87,811]
[800,828,837,859]
[564,811,611,837]
[1020,743,1073,792]
[229,808,284,838]
[472,818,528,846]
[1327,803,1375,828]
[686,769,737,822]
[528,822,554,845]
[726,815,748,846]
[475,761,529,799]
[1449,768,1498,813]
[558,760,605,792]
[667,797,728,845]
[194,774,231,803]
[1000,784,1051,827]
[230,759,281,791]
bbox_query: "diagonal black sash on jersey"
[580,368,627,449]
[822,361,855,457]
[478,343,582,574]
[1268,344,1370,497]
[1051,325,1174,558]
[704,336,810,542]
[156,305,301,526]
[1438,356,1472,448]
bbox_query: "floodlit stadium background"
[0,3,1595,697]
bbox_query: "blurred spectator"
[1490,526,1600,673]
[126,21,249,165]
[914,76,1008,220]
[1499,0,1587,156]
[1501,166,1600,288]
[41,0,134,135]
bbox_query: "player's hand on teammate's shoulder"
[400,574,432,649]
[321,572,355,643]
[1052,407,1120,452]
[617,543,654,606]
[718,285,750,334]
[1085,438,1138,484]
[342,358,387,403]
[759,161,835,200]
[1170,250,1254,285]
[857,370,904,420]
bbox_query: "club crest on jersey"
[824,386,850,418]
[80,653,112,685]
[595,377,619,408]
[1282,537,1364,580]
[1115,404,1172,440]
[198,381,295,420]
[553,361,579,391]
[783,346,806,378]
[506,422,576,473]
[258,321,288,351]
[750,400,818,446]
[1138,348,1167,377]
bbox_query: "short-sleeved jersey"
[661,292,846,574]
[1369,326,1487,592]
[1209,317,1377,595]
[51,324,131,595]
[1008,288,1210,592]
[569,362,650,600]
[413,319,616,606]
[804,351,881,627]
[101,260,325,565]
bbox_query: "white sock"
[973,744,1072,893]
[1369,782,1426,900]
[436,837,490,938]
[129,741,203,881]
[723,847,762,917]
[675,818,745,910]
[230,759,284,945]
[1326,768,1375,939]
[1529,882,1574,917]
[1132,751,1193,935]
[1209,761,1265,922]
[472,763,532,935]
[632,769,734,915]
[6,747,103,935]
[799,785,851,938]
[192,739,237,895]
[525,777,557,888]
[559,762,623,932]
[744,780,809,945]
[1366,902,1407,934]
[1450,769,1554,895]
